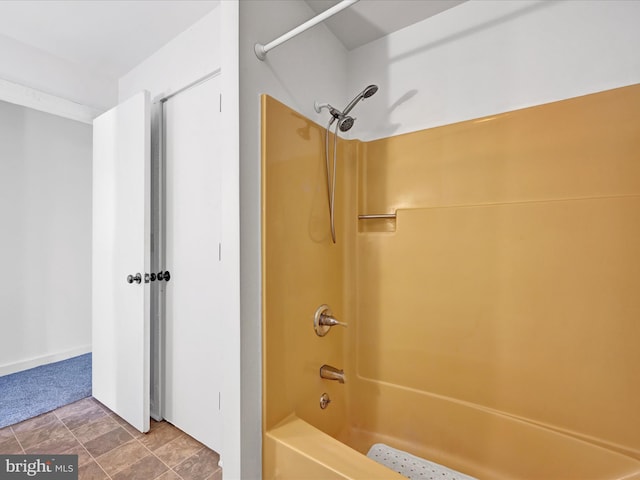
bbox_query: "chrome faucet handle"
[313,305,346,337]
[319,314,348,328]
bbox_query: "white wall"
[0,26,116,377]
[118,8,221,102]
[239,2,348,477]
[219,2,241,478]
[347,0,640,140]
[0,33,117,112]
[0,100,92,375]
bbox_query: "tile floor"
[0,397,222,480]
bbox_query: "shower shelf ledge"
[358,212,397,220]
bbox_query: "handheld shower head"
[362,84,379,98]
[342,84,379,116]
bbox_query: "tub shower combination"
[257,4,639,476]
[261,83,640,479]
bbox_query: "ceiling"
[0,0,218,79]
[305,0,467,50]
[0,0,465,81]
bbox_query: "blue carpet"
[0,353,91,429]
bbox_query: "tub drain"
[366,443,477,480]
[319,393,331,409]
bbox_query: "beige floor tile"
[24,432,79,455]
[2,399,221,480]
[11,412,58,434]
[62,443,94,467]
[0,435,24,454]
[154,434,205,468]
[156,470,184,480]
[83,426,133,457]
[0,427,15,442]
[95,439,150,476]
[173,448,220,480]
[111,454,168,480]
[205,468,223,480]
[78,459,110,480]
[59,402,108,431]
[15,420,69,450]
[139,422,182,451]
[71,415,119,443]
[90,398,112,413]
[110,418,145,440]
[55,397,101,420]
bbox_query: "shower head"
[314,85,378,131]
[338,116,354,132]
[342,84,379,116]
[362,84,379,98]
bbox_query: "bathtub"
[265,378,640,479]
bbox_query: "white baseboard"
[0,345,92,377]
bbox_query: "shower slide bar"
[358,213,397,220]
[254,0,360,60]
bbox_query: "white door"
[92,91,151,433]
[163,76,222,451]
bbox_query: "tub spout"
[320,364,345,383]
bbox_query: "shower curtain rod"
[254,0,360,60]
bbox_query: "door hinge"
[218,392,221,411]
[219,93,222,112]
[218,243,222,261]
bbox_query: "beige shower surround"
[262,84,640,479]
